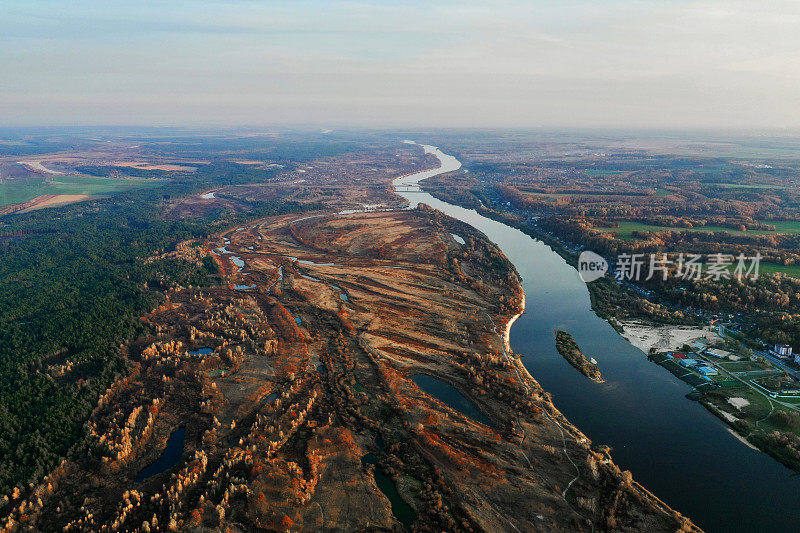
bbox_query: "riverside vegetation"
[555,330,604,382]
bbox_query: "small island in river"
[555,330,604,382]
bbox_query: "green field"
[600,219,800,240]
[718,183,788,190]
[718,361,770,373]
[754,262,800,278]
[710,261,800,279]
[764,220,800,234]
[596,221,800,277]
[585,169,625,176]
[0,175,161,206]
[599,221,753,239]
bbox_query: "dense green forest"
[0,161,316,495]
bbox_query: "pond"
[411,374,492,427]
[135,427,186,482]
[450,233,465,245]
[362,452,416,530]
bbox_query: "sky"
[2,0,800,129]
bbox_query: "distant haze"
[3,0,800,129]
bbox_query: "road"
[757,350,800,380]
[697,354,800,412]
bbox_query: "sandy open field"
[16,160,64,175]
[620,320,722,353]
[24,194,93,210]
[112,161,197,171]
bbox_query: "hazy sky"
[3,0,800,128]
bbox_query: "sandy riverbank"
[503,292,525,353]
[619,320,721,353]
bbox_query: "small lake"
[135,427,186,482]
[188,347,212,356]
[362,452,416,529]
[411,374,492,427]
[234,283,256,290]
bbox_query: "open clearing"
[728,397,750,410]
[16,160,64,175]
[20,194,94,211]
[0,174,160,207]
[620,320,721,353]
[600,219,800,239]
[112,161,197,171]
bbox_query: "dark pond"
[411,374,492,427]
[135,427,186,482]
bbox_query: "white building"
[771,344,793,359]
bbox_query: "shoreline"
[498,286,691,528]
[619,319,721,354]
[503,292,525,353]
[726,428,761,451]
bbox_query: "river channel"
[393,143,800,532]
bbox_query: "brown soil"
[112,162,197,172]
[4,209,698,532]
[0,194,95,216]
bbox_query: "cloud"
[3,0,800,128]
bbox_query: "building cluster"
[769,343,797,362]
[672,354,718,377]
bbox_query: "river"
[394,143,800,533]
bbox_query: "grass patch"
[585,169,625,176]
[598,221,755,239]
[717,183,787,190]
[599,219,800,240]
[754,263,800,278]
[0,175,161,206]
[763,220,800,234]
[718,361,770,373]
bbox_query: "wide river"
[394,144,800,533]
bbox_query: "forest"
[0,159,314,495]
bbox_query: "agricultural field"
[599,221,754,239]
[766,220,800,234]
[717,182,788,189]
[754,262,800,278]
[717,360,772,373]
[0,174,160,206]
[599,220,800,240]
